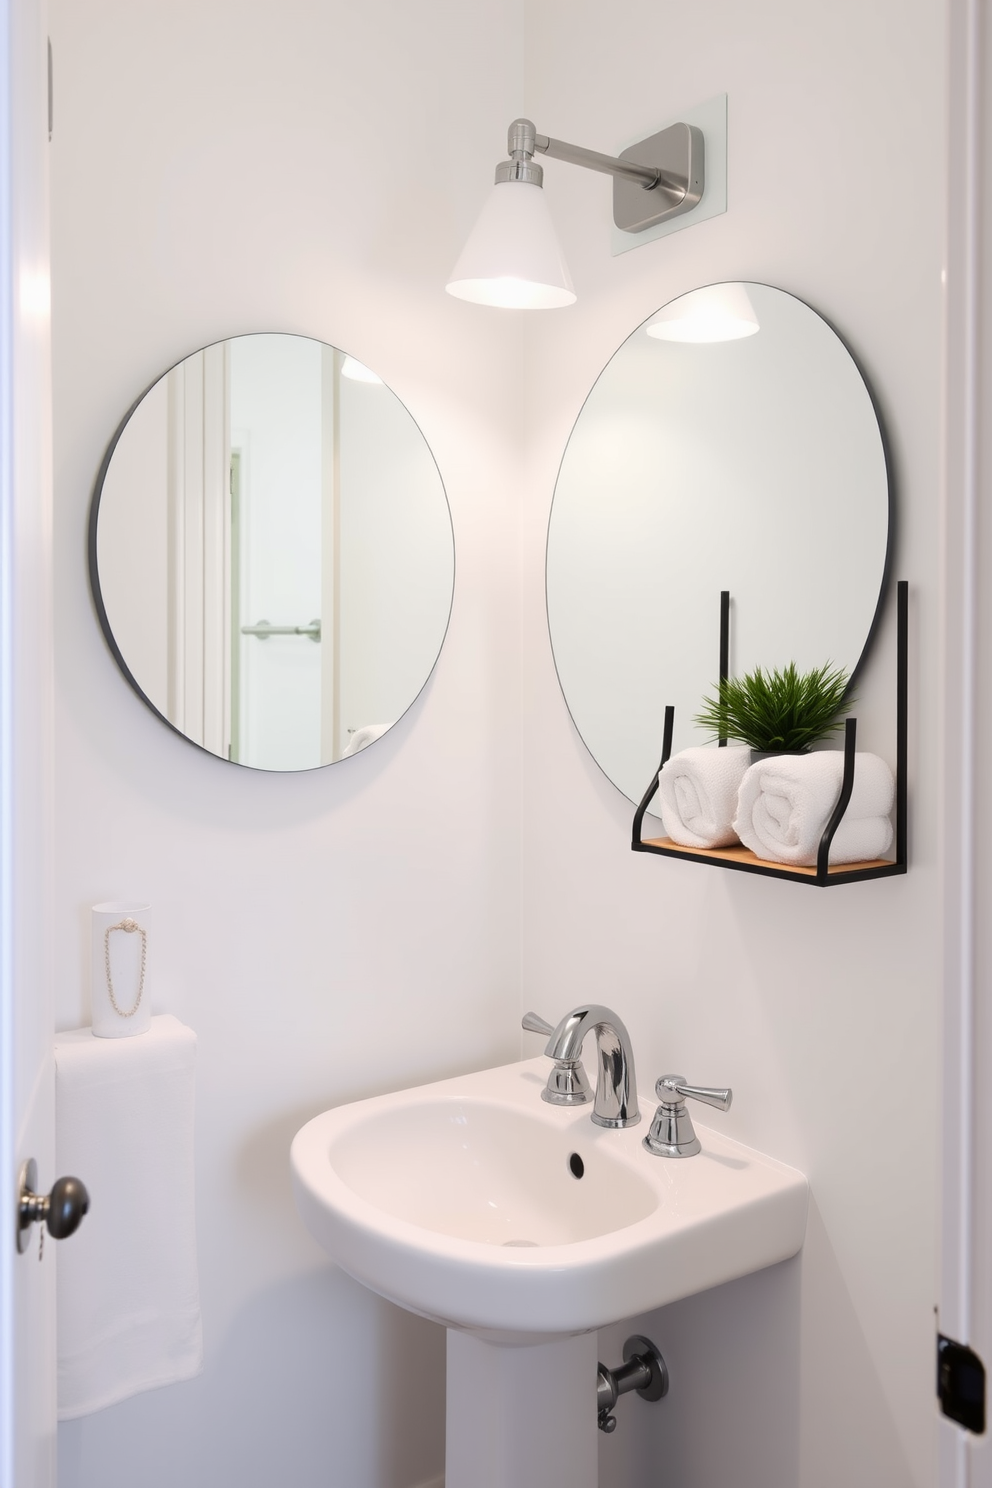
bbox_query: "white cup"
[91,902,152,1038]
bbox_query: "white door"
[0,3,57,1486]
[943,2,992,1483]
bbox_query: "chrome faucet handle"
[521,1011,554,1036]
[522,1010,592,1106]
[656,1076,732,1112]
[643,1074,733,1158]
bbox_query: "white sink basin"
[291,1056,807,1339]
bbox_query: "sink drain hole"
[568,1152,585,1179]
[502,1238,538,1247]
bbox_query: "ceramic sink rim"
[290,1056,809,1339]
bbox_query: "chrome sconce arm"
[496,116,704,232]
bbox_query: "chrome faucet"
[522,1005,640,1128]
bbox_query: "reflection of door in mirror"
[230,334,324,769]
[99,336,330,768]
[96,345,233,755]
[167,342,230,759]
[94,333,455,772]
[218,335,454,769]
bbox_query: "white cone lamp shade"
[646,283,760,343]
[446,181,576,309]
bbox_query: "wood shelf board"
[639,836,895,879]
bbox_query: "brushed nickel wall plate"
[614,122,704,232]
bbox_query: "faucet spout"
[545,1005,640,1128]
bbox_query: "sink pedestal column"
[445,1329,598,1488]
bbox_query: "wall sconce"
[446,117,704,309]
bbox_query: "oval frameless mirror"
[546,282,892,804]
[90,334,455,771]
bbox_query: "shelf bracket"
[631,580,908,886]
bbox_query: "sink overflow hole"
[568,1152,585,1179]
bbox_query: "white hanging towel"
[54,1014,202,1418]
[734,751,895,866]
[656,745,751,848]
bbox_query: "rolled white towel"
[657,745,752,848]
[734,751,895,866]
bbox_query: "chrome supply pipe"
[597,1336,669,1433]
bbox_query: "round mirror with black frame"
[90,333,455,772]
[546,282,893,805]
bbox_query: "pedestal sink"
[291,1057,807,1488]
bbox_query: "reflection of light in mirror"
[646,283,759,343]
[340,356,383,384]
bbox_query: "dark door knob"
[17,1158,90,1253]
[45,1175,90,1239]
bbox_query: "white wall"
[48,2,946,1487]
[49,3,523,1485]
[521,3,942,1485]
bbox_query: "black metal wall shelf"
[631,581,908,886]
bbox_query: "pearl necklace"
[104,917,147,1018]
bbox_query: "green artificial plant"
[694,661,852,753]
